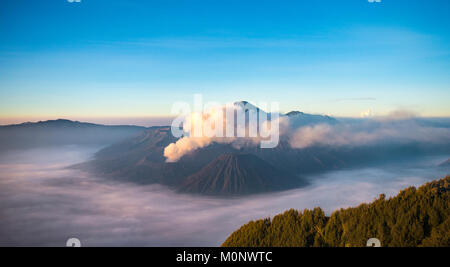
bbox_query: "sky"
[0,0,449,125]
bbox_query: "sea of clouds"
[0,146,447,246]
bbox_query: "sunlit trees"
[222,176,449,247]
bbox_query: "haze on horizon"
[1,0,450,123]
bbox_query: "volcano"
[179,153,300,195]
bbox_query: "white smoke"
[164,137,214,163]
[164,102,283,162]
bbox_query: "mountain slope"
[179,153,301,195]
[76,126,179,184]
[222,176,450,247]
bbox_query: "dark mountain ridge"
[0,119,146,150]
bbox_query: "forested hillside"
[222,176,450,247]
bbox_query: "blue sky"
[0,0,449,124]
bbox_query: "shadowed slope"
[179,153,301,195]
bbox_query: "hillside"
[222,176,450,247]
[179,153,302,195]
[74,126,179,184]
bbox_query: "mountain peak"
[234,101,258,109]
[38,119,78,124]
[233,101,266,116]
[285,111,304,116]
[234,100,249,106]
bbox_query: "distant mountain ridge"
[0,119,147,150]
[284,109,337,127]
[0,119,144,129]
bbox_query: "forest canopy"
[222,176,450,247]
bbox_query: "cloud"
[164,137,216,163]
[290,115,450,149]
[0,146,446,246]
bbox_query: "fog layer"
[0,146,447,246]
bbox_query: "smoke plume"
[164,102,283,162]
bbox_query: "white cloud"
[290,116,450,149]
